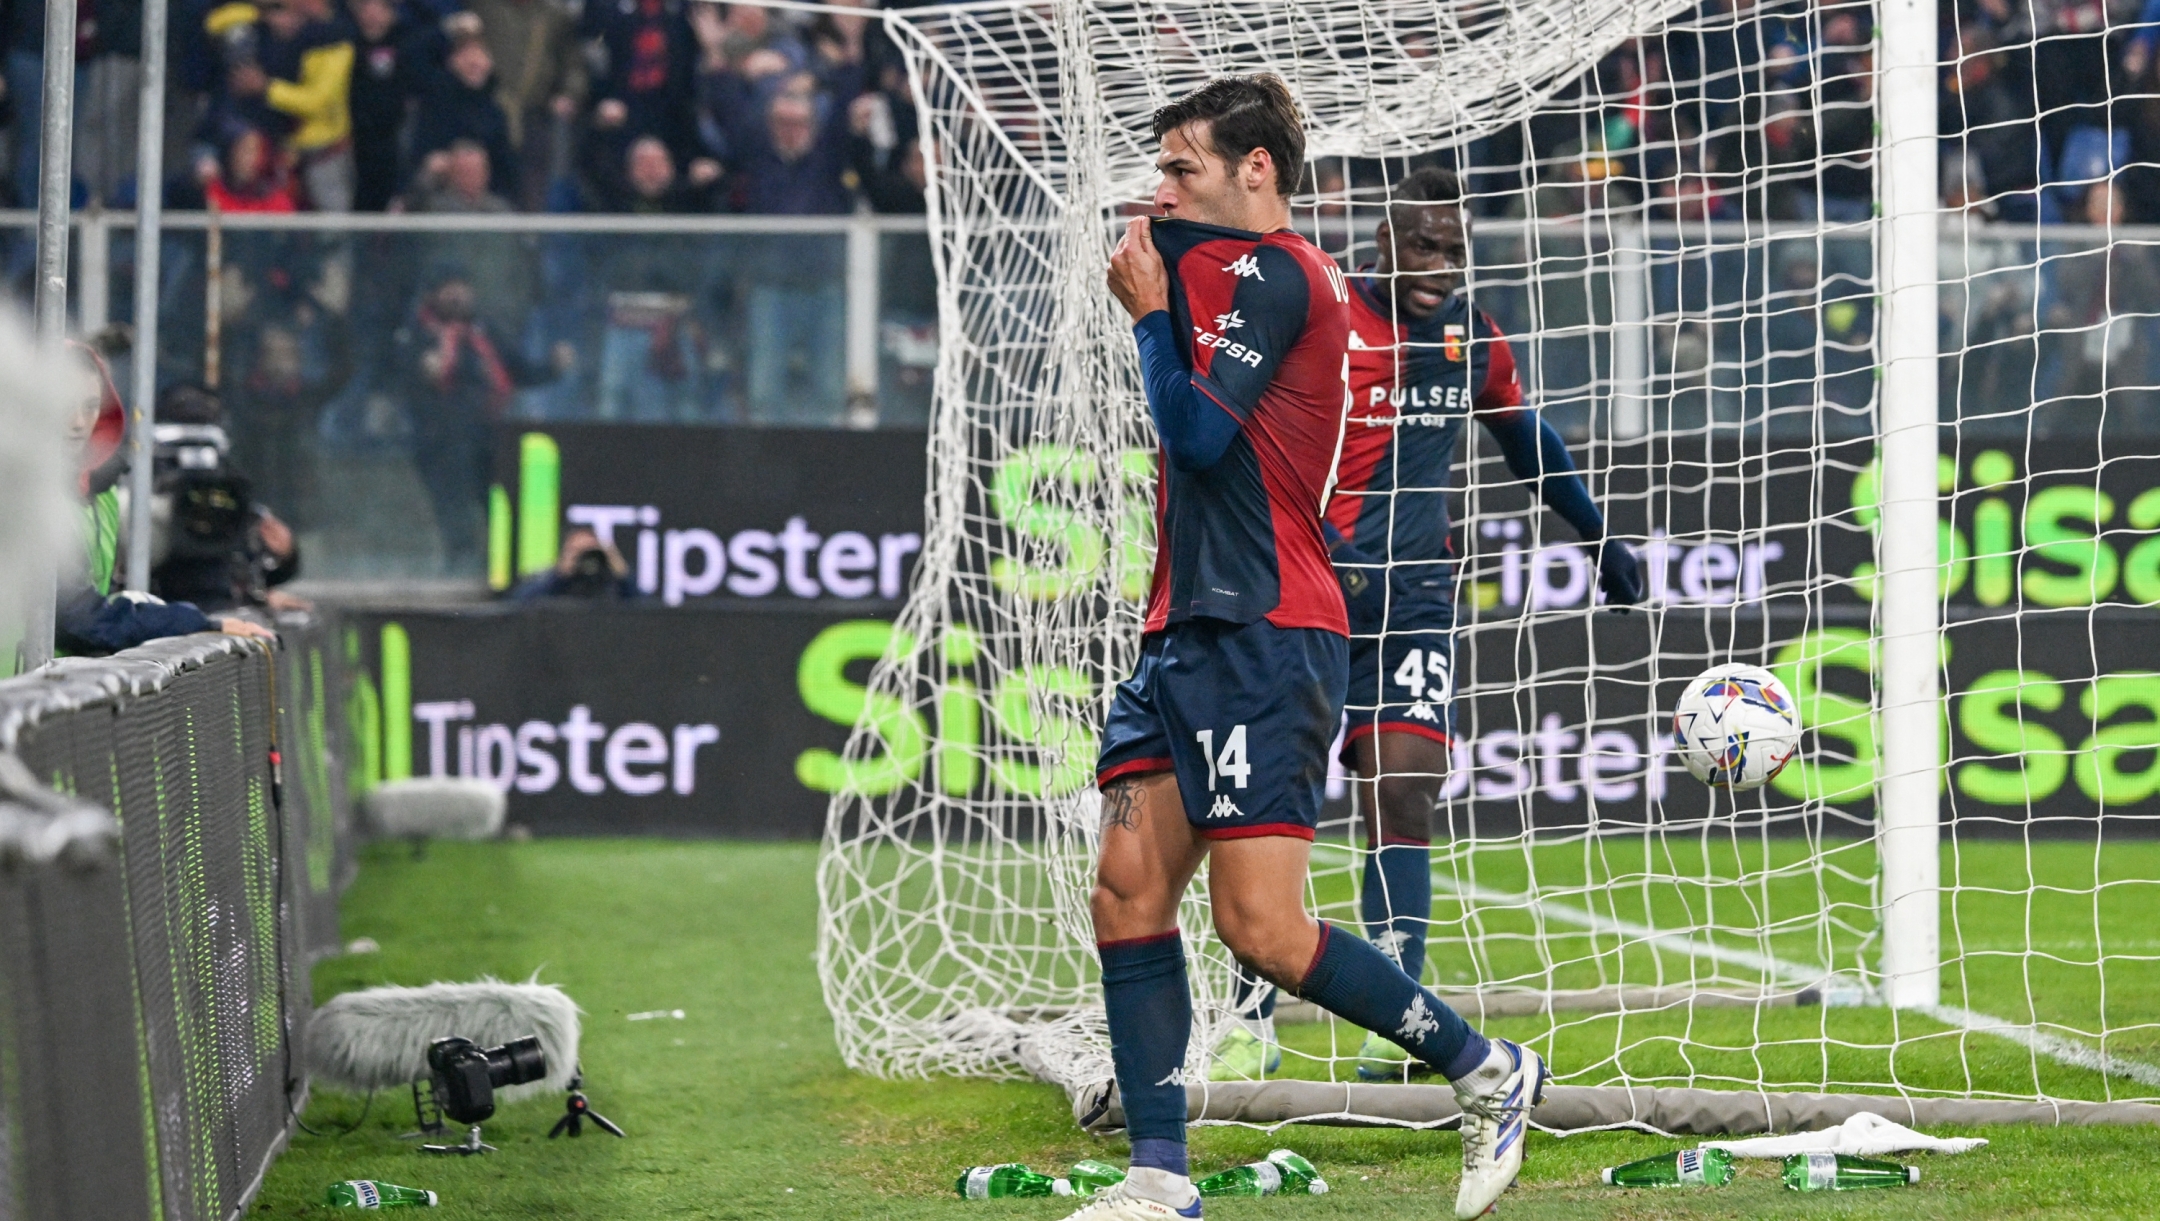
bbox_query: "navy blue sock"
[1297,922,1489,1079]
[1362,839,1433,985]
[1231,960,1277,1022]
[1099,932,1190,1174]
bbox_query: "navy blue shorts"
[1342,575,1457,761]
[1096,618,1348,840]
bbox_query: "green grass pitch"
[250,839,2159,1219]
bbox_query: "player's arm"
[1108,219,1307,472]
[1471,326,1644,606]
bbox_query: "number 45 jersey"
[1324,276,1525,607]
[1325,276,1525,748]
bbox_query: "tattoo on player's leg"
[1101,779,1142,833]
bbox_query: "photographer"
[146,384,311,614]
[508,527,637,600]
[56,347,274,656]
[390,263,571,572]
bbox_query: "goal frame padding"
[1088,1082,2160,1134]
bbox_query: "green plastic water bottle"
[1195,1149,1329,1197]
[1601,1147,1735,1187]
[1068,1159,1127,1196]
[325,1180,438,1208]
[1781,1152,1920,1191]
[955,1164,1075,1198]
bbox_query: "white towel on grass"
[1703,1112,1988,1158]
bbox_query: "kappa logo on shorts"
[1406,701,1442,722]
[1208,795,1244,820]
[1222,253,1266,280]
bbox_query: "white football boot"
[1450,1038,1547,1218]
[1054,1168,1203,1220]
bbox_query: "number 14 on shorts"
[1194,725,1252,790]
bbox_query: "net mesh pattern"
[819,0,2160,1120]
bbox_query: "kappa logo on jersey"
[1348,330,1372,349]
[1208,794,1244,820]
[1222,253,1266,280]
[1442,324,1467,362]
[1214,309,1245,330]
[1192,324,1265,368]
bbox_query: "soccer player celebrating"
[1069,80,1546,1221]
[1325,165,1646,1081]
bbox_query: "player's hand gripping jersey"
[1135,218,1352,635]
[1095,219,1352,838]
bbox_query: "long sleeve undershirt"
[1134,310,1243,471]
[1479,409,1605,541]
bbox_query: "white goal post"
[795,0,2160,1133]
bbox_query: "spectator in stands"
[718,72,856,213]
[195,124,304,211]
[1813,47,1874,222]
[211,0,357,210]
[345,0,424,211]
[5,0,81,207]
[2121,10,2160,222]
[76,0,144,205]
[410,138,537,331]
[585,132,719,212]
[467,0,584,209]
[56,346,275,654]
[1942,24,2040,222]
[805,0,881,96]
[715,73,856,422]
[408,138,514,213]
[2030,0,2121,169]
[410,22,519,198]
[390,265,568,571]
[582,0,698,159]
[847,90,923,213]
[508,526,638,599]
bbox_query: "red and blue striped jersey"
[1142,219,1352,635]
[1324,275,1523,570]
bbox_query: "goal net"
[816,0,2160,1131]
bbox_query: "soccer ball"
[1672,664,1802,790]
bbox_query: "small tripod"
[403,1083,500,1155]
[548,1072,625,1139]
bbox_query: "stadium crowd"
[0,0,2148,221]
[0,0,928,216]
[0,0,2152,579]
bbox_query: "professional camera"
[426,1034,548,1125]
[557,543,619,597]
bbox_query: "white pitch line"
[1429,874,1824,989]
[1915,1005,2160,1090]
[1308,844,2160,1088]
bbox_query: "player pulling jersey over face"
[1139,219,1353,636]
[1072,81,1547,1221]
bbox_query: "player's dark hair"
[1388,165,1464,211]
[1151,73,1306,198]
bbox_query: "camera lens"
[488,1035,548,1087]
